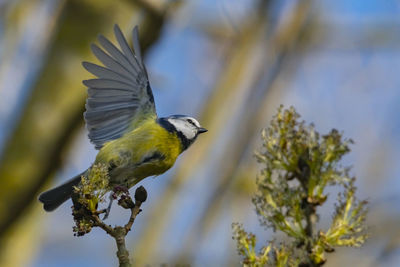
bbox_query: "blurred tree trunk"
[177,1,313,262]
[133,0,313,264]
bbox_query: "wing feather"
[85,109,135,125]
[83,24,156,149]
[87,96,139,104]
[90,44,133,78]
[88,89,133,98]
[98,35,138,74]
[82,62,134,84]
[83,79,133,90]
[114,25,142,73]
[132,26,147,75]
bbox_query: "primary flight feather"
[39,25,207,212]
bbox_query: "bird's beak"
[198,127,208,134]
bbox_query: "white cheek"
[180,127,196,140]
[169,119,196,140]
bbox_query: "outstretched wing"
[83,25,156,149]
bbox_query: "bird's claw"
[102,185,130,220]
[102,194,114,220]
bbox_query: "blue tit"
[39,25,207,212]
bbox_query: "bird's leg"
[102,185,130,220]
[103,194,114,220]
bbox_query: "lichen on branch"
[233,105,368,266]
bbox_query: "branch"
[72,184,148,267]
[297,156,319,267]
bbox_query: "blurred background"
[0,0,399,266]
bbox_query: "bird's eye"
[187,119,195,126]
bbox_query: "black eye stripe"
[187,119,196,126]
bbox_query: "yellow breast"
[94,118,182,186]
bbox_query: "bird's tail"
[39,173,84,211]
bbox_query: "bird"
[38,25,207,212]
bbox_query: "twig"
[297,155,319,267]
[125,200,143,232]
[114,226,131,267]
[72,186,147,267]
[92,214,114,236]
